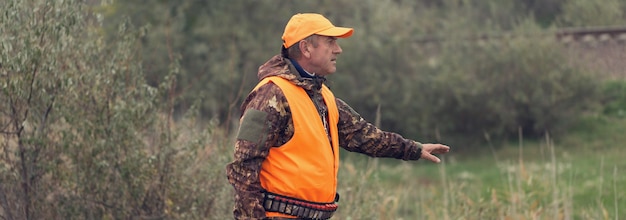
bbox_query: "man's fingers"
[423,144,451,154]
[421,153,441,163]
[434,144,450,152]
[433,147,450,154]
[421,144,450,163]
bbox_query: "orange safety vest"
[253,76,340,218]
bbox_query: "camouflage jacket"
[225,54,423,220]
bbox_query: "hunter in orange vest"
[226,13,450,219]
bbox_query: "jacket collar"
[258,54,326,92]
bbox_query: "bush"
[601,80,626,118]
[557,0,624,27]
[1,1,232,219]
[421,23,601,141]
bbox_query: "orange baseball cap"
[281,13,354,48]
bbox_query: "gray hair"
[285,35,319,60]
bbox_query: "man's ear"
[299,40,311,59]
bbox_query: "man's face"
[304,36,343,76]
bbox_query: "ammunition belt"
[262,191,338,220]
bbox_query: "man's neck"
[289,58,315,78]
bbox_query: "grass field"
[329,116,626,219]
[160,113,626,219]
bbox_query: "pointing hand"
[420,144,450,163]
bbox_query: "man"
[226,13,450,220]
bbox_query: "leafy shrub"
[557,0,624,27]
[421,24,601,141]
[1,0,232,219]
[601,80,626,118]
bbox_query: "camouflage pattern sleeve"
[226,82,293,220]
[335,98,423,160]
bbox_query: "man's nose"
[334,44,342,54]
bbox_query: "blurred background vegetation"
[109,0,626,146]
[1,0,625,219]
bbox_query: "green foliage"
[557,0,625,27]
[337,13,603,144]
[104,0,625,147]
[601,80,626,118]
[1,0,231,219]
[427,24,600,140]
[107,0,303,128]
[517,0,568,27]
[2,0,624,219]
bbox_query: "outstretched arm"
[336,98,449,161]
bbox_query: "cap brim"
[316,27,354,38]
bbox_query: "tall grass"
[204,117,626,219]
[324,124,625,219]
